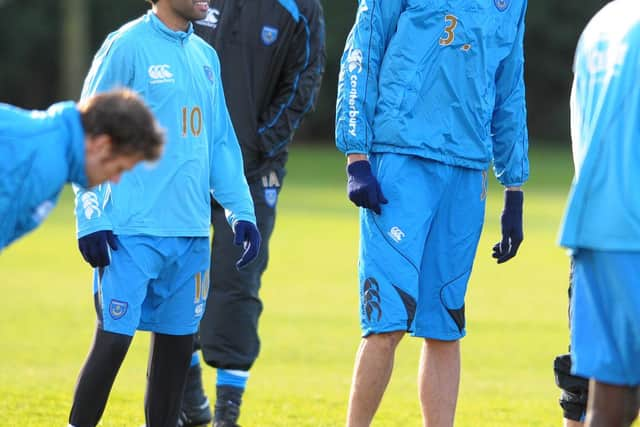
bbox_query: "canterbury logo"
[363,277,382,322]
[148,64,174,80]
[196,8,220,28]
[81,192,101,220]
[388,226,405,243]
[347,49,363,73]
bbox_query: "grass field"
[0,144,579,426]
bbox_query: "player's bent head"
[79,88,165,187]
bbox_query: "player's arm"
[257,0,326,158]
[490,1,529,264]
[74,34,134,267]
[335,0,402,157]
[336,1,401,213]
[491,0,529,189]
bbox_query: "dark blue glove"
[78,230,118,268]
[492,190,524,264]
[347,160,388,215]
[233,220,261,270]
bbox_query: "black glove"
[233,220,261,270]
[78,230,118,268]
[492,190,524,264]
[346,160,388,215]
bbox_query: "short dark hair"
[79,88,164,161]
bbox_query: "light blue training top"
[559,0,640,251]
[0,101,87,250]
[75,11,255,238]
[335,0,529,187]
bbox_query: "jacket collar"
[148,10,194,43]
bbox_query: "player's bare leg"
[585,381,639,427]
[418,339,460,427]
[564,419,584,427]
[346,331,404,427]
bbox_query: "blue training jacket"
[0,102,88,250]
[335,0,529,187]
[75,11,255,238]
[559,0,640,251]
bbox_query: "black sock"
[69,329,132,427]
[215,385,244,423]
[145,332,194,427]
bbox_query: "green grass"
[0,144,578,426]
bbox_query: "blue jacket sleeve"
[335,0,403,155]
[73,183,113,237]
[491,0,529,187]
[74,34,133,237]
[208,54,257,227]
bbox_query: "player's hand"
[233,220,261,270]
[492,190,523,264]
[347,160,388,215]
[78,230,118,268]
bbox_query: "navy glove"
[78,230,118,268]
[492,190,524,264]
[347,160,388,215]
[233,220,261,270]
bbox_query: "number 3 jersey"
[75,11,255,238]
[335,0,529,187]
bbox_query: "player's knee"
[554,353,588,421]
[364,330,404,351]
[96,329,133,360]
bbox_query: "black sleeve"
[257,0,326,157]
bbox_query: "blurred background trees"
[0,0,610,143]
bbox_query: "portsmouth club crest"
[109,299,128,320]
[203,65,214,84]
[261,25,279,46]
[264,188,278,208]
[494,0,510,12]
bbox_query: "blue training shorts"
[93,235,210,336]
[358,153,486,340]
[571,249,640,386]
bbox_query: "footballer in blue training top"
[559,0,640,424]
[335,1,529,425]
[0,90,163,253]
[67,1,260,426]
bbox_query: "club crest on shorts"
[261,26,278,46]
[264,188,278,208]
[494,0,510,12]
[109,299,128,320]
